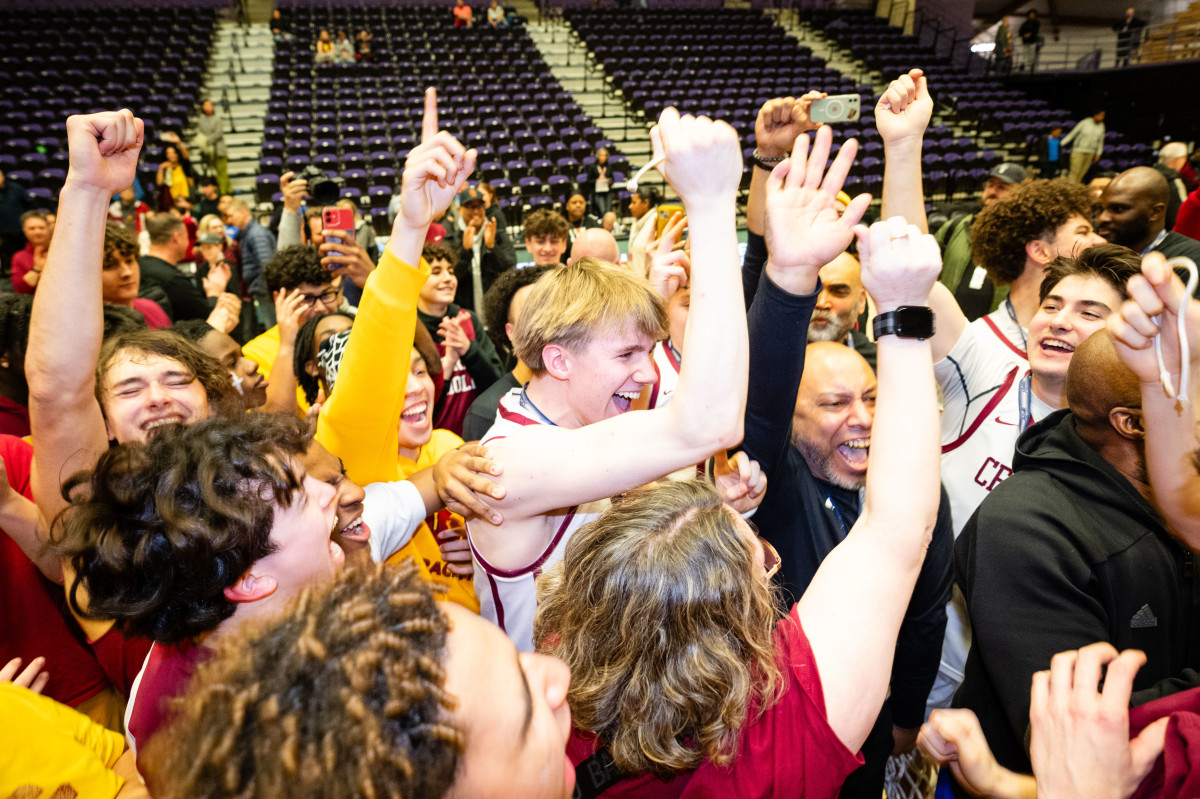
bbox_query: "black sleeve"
[742,231,767,310]
[1132,671,1200,708]
[462,310,505,392]
[485,222,517,282]
[166,274,217,322]
[741,270,819,484]
[889,485,953,728]
[955,489,1119,751]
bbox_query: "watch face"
[895,306,935,339]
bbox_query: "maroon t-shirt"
[0,435,110,707]
[128,638,209,767]
[0,395,30,438]
[566,607,863,798]
[133,297,171,330]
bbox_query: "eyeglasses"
[298,288,341,307]
[746,520,781,581]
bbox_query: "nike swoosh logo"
[994,416,1017,426]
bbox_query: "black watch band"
[872,306,935,340]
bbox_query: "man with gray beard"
[806,251,877,371]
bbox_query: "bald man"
[1097,167,1200,270]
[952,330,1200,779]
[806,252,876,370]
[744,329,952,799]
[566,226,620,266]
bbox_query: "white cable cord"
[626,155,665,193]
[1154,257,1199,404]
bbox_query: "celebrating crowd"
[2,66,1200,799]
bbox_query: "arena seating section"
[264,3,629,232]
[813,9,1152,195]
[0,2,219,206]
[0,1,1159,218]
[566,8,888,196]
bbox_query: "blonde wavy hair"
[534,480,784,779]
[512,256,667,374]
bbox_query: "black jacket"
[741,270,952,731]
[449,222,516,314]
[955,410,1200,773]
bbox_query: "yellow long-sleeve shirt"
[314,250,478,611]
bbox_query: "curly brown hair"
[971,179,1094,284]
[534,480,783,779]
[95,329,240,421]
[522,208,569,242]
[50,413,310,645]
[102,221,138,271]
[142,560,463,798]
[422,241,457,268]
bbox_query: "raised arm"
[27,111,143,524]
[1107,251,1200,548]
[479,110,747,529]
[743,94,822,306]
[316,89,474,485]
[798,217,943,753]
[742,125,871,480]
[878,69,933,234]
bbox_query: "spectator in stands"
[1035,126,1064,178]
[1062,110,1106,183]
[626,184,660,252]
[102,223,170,330]
[1155,141,1189,229]
[933,163,1027,320]
[1097,166,1200,264]
[138,214,217,322]
[0,168,37,277]
[601,211,620,236]
[0,295,33,436]
[453,0,473,27]
[143,563,572,799]
[1114,7,1147,67]
[417,241,503,437]
[192,177,220,219]
[224,199,277,330]
[155,145,192,210]
[334,29,354,64]
[567,227,620,266]
[563,191,602,248]
[522,207,569,269]
[355,29,372,60]
[462,265,553,441]
[993,17,1013,74]
[969,178,1105,353]
[10,211,50,295]
[194,232,249,342]
[1018,10,1040,71]
[197,212,241,276]
[314,29,334,65]
[270,8,290,40]
[195,102,229,196]
[487,0,507,28]
[451,185,515,314]
[952,327,1198,780]
[109,187,150,235]
[477,181,508,230]
[586,147,612,218]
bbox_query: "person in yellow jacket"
[314,88,489,611]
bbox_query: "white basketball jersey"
[468,388,607,652]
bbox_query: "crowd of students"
[2,66,1200,799]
